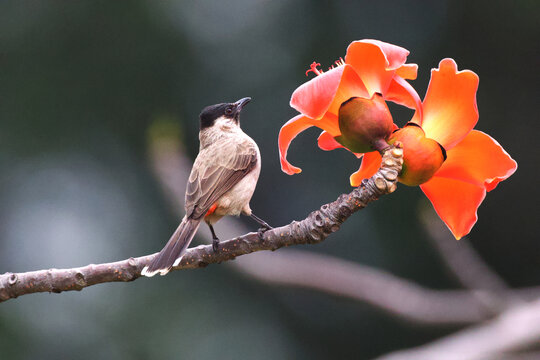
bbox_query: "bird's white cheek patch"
[213,117,236,131]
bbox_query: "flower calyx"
[335,94,394,153]
[388,123,446,186]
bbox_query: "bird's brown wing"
[185,138,257,220]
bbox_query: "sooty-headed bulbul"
[142,97,271,277]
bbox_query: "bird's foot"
[208,224,220,252]
[212,237,220,252]
[251,214,272,229]
[257,225,272,241]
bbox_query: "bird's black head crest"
[199,97,251,130]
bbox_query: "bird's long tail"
[141,217,201,277]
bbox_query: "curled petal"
[278,115,314,174]
[350,151,382,187]
[290,65,369,120]
[421,131,517,240]
[433,130,517,191]
[385,76,423,120]
[318,131,345,151]
[348,39,410,70]
[318,131,363,158]
[396,63,418,80]
[345,40,410,95]
[419,58,479,149]
[315,110,341,136]
[420,177,486,240]
[279,114,342,175]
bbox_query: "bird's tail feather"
[141,217,201,277]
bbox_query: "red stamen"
[305,62,323,77]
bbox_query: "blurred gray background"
[0,1,538,359]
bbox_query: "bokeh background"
[0,1,538,359]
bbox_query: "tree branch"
[374,298,540,360]
[421,208,510,294]
[147,132,540,326]
[236,249,495,324]
[0,145,404,303]
[420,207,522,314]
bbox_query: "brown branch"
[374,298,540,360]
[148,137,494,325]
[420,207,511,295]
[419,207,532,318]
[0,145,404,303]
[235,250,493,324]
[148,133,540,325]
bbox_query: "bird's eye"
[225,106,234,115]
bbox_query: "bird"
[141,97,271,277]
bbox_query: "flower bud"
[388,124,446,186]
[336,94,394,153]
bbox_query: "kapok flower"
[278,39,422,175]
[352,58,517,239]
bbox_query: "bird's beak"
[234,97,251,111]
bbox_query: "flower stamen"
[328,57,346,70]
[306,62,323,77]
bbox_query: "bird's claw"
[257,225,272,241]
[212,238,220,252]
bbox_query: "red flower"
[278,39,422,174]
[351,59,517,239]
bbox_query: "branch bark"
[0,145,404,303]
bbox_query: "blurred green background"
[0,1,537,359]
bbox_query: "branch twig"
[237,249,494,324]
[420,207,521,313]
[0,145,404,303]
[149,129,540,356]
[148,133,540,325]
[374,298,540,360]
[149,136,502,324]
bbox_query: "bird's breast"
[214,144,260,218]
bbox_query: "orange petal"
[318,131,344,151]
[345,40,410,95]
[350,151,382,187]
[278,114,343,175]
[317,130,363,158]
[290,64,369,120]
[432,130,517,191]
[420,177,486,240]
[278,115,314,174]
[419,58,479,149]
[396,63,418,80]
[315,112,341,136]
[385,76,423,119]
[349,40,410,69]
